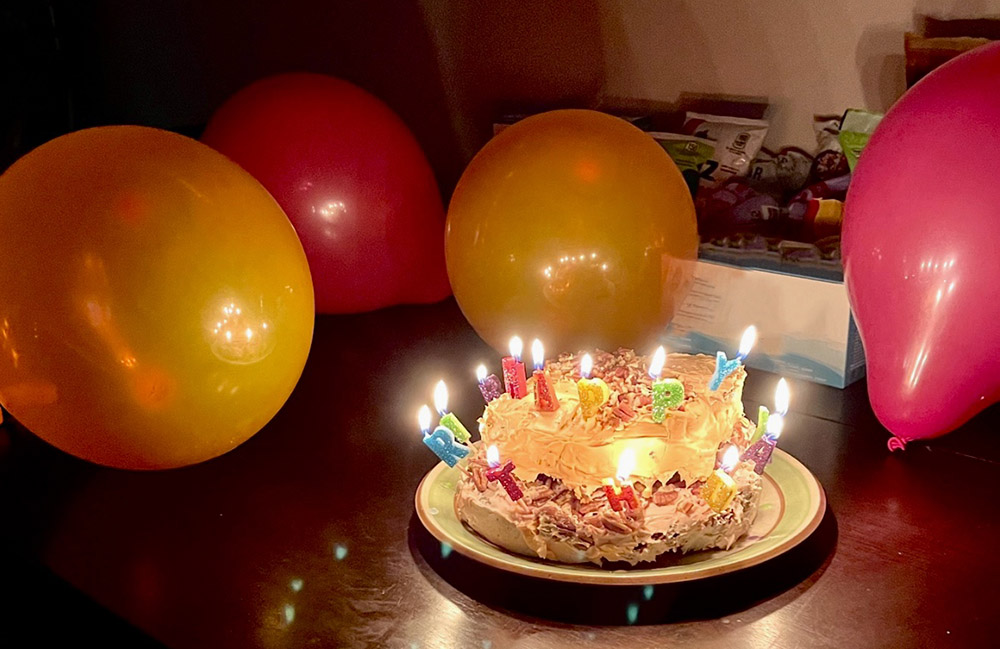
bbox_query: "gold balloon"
[0,126,314,469]
[445,110,698,354]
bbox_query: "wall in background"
[593,0,1000,149]
[6,0,1000,188]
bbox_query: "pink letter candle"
[433,380,471,443]
[531,339,559,411]
[742,378,790,474]
[501,336,528,399]
[476,364,503,403]
[486,445,522,501]
[419,405,469,467]
[603,448,640,512]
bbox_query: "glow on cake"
[454,348,766,565]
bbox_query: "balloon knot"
[887,436,909,452]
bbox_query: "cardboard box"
[663,257,865,388]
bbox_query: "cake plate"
[414,448,825,585]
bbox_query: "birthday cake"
[453,348,765,566]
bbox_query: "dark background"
[1,1,604,643]
[2,0,609,189]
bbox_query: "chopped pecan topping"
[600,514,633,535]
[652,489,678,506]
[471,465,488,492]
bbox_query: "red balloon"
[843,43,1000,448]
[202,73,450,313]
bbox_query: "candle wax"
[422,427,470,467]
[478,373,503,403]
[702,468,738,512]
[603,482,640,512]
[742,437,776,474]
[438,412,471,443]
[750,406,769,444]
[577,377,610,419]
[651,378,684,422]
[532,369,559,411]
[708,351,742,391]
[486,460,523,501]
[501,356,528,399]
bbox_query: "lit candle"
[603,447,640,512]
[475,364,503,403]
[576,353,610,419]
[709,325,757,391]
[750,405,770,443]
[501,336,528,399]
[648,345,684,423]
[531,339,559,412]
[486,444,522,501]
[433,380,471,443]
[702,445,740,512]
[419,405,469,467]
[742,378,790,474]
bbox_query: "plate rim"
[415,448,826,585]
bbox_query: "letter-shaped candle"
[603,447,640,512]
[476,364,503,403]
[703,446,740,512]
[419,405,469,467]
[501,336,528,399]
[576,353,610,419]
[648,345,684,423]
[486,445,522,501]
[531,339,559,411]
[750,405,769,444]
[434,380,471,443]
[742,378,790,474]
[709,325,757,391]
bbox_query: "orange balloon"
[445,110,698,354]
[0,126,315,469]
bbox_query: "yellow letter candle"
[576,353,610,419]
[702,446,740,512]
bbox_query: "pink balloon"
[843,43,1000,449]
[202,73,450,313]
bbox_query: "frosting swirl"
[479,351,747,487]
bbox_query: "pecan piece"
[601,514,633,535]
[471,465,488,492]
[652,489,678,506]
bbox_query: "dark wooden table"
[0,300,995,648]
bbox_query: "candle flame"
[616,447,637,482]
[766,414,785,439]
[738,325,757,359]
[531,338,545,371]
[721,445,739,472]
[580,353,593,379]
[648,345,666,379]
[486,444,500,468]
[417,405,431,433]
[433,380,448,414]
[775,377,790,416]
[509,336,523,361]
[475,364,487,382]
